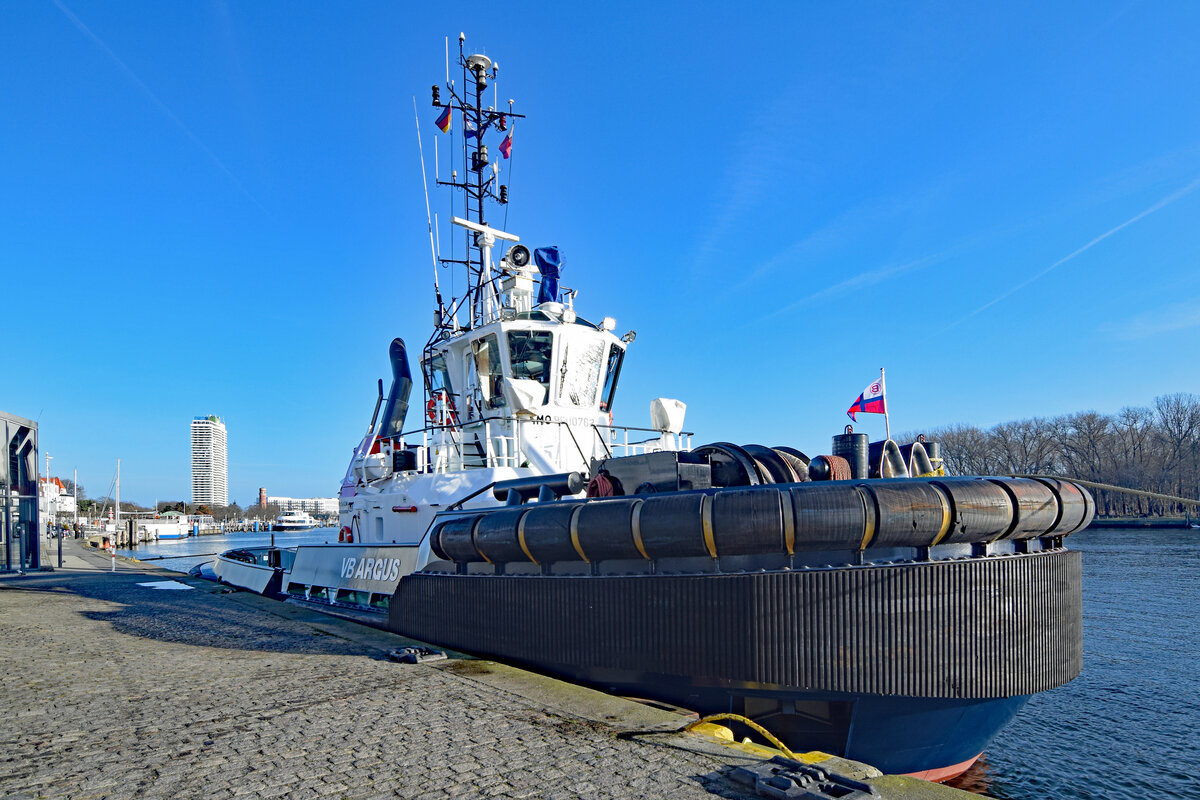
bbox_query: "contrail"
[53,0,267,213]
[761,253,941,322]
[950,175,1200,328]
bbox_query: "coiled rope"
[683,713,797,759]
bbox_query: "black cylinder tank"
[393,449,418,472]
[377,338,413,438]
[832,433,869,479]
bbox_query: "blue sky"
[5,1,1200,506]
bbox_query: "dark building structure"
[2,411,40,571]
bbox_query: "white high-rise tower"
[191,415,228,507]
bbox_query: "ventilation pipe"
[378,338,413,438]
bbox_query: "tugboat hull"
[390,547,1081,777]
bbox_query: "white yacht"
[273,511,318,531]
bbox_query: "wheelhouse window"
[473,335,507,409]
[600,344,624,412]
[427,353,454,398]
[558,337,606,408]
[508,331,553,387]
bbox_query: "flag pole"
[881,367,891,441]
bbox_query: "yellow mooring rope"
[683,713,797,760]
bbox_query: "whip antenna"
[413,96,442,310]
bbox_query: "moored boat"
[216,37,1090,780]
[273,510,318,531]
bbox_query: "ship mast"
[429,34,524,342]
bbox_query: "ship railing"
[593,424,693,458]
[382,416,690,475]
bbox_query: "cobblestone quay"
[0,541,767,800]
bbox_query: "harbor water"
[949,526,1200,799]
[121,525,1199,798]
[115,527,338,575]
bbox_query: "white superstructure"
[191,415,228,507]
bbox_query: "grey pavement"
[0,541,969,800]
[0,540,765,800]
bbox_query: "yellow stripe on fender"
[516,509,537,564]
[701,494,717,559]
[929,484,954,546]
[856,485,877,550]
[470,516,491,564]
[630,500,649,560]
[781,492,795,556]
[568,504,589,562]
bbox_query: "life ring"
[426,392,457,425]
[338,526,353,543]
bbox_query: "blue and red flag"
[465,117,490,140]
[499,131,513,159]
[847,372,887,421]
[434,105,452,133]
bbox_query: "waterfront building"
[1,411,40,571]
[191,415,228,507]
[266,495,338,516]
[38,477,76,517]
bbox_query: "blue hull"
[842,694,1029,775]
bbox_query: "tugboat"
[216,36,1091,781]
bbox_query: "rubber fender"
[931,477,1016,544]
[473,507,533,564]
[741,444,797,483]
[429,520,450,561]
[858,481,951,547]
[710,487,788,556]
[989,478,1060,540]
[574,498,645,561]
[518,503,583,564]
[1029,477,1094,536]
[772,447,811,482]
[638,492,711,559]
[432,516,487,563]
[788,483,874,551]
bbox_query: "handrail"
[590,424,613,459]
[445,480,503,511]
[378,415,691,475]
[400,417,694,441]
[560,422,591,468]
[594,423,696,437]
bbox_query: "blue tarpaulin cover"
[534,247,562,305]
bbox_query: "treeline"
[74,496,280,522]
[915,393,1200,518]
[154,501,282,522]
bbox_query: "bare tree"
[903,393,1200,518]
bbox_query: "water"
[115,527,339,574]
[124,525,1199,798]
[949,527,1200,799]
